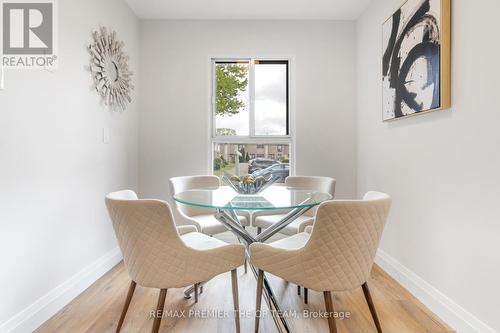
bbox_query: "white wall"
[138,20,357,200]
[0,0,139,331]
[356,0,500,331]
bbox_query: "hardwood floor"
[36,231,455,333]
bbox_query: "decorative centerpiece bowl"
[222,174,278,194]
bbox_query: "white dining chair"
[105,190,245,333]
[252,176,336,235]
[250,191,391,333]
[169,175,251,236]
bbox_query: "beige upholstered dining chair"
[105,190,245,333]
[252,176,336,235]
[169,175,250,236]
[250,191,391,333]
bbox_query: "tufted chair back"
[303,191,391,291]
[169,175,220,216]
[105,190,188,288]
[285,176,336,216]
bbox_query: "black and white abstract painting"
[382,0,443,121]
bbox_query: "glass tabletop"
[173,186,332,211]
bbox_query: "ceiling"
[124,0,372,20]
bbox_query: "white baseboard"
[375,249,497,333]
[0,247,123,333]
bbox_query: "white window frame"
[209,57,295,175]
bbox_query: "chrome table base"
[214,202,312,333]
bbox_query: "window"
[254,60,289,136]
[211,59,291,181]
[213,59,289,137]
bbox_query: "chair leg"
[151,289,167,333]
[304,288,308,304]
[323,291,337,333]
[116,280,136,333]
[297,285,301,295]
[255,270,264,333]
[231,269,241,333]
[194,283,199,303]
[236,237,248,275]
[257,227,262,235]
[362,282,383,333]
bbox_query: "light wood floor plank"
[35,230,455,333]
[36,262,454,333]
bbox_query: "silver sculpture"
[222,174,279,194]
[88,27,133,111]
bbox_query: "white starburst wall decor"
[88,27,133,111]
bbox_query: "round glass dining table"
[173,185,332,333]
[174,185,332,211]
